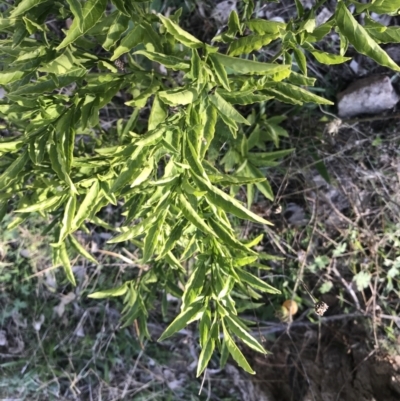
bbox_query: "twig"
[331,260,361,310]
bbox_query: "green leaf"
[200,103,218,158]
[208,218,256,255]
[353,271,372,291]
[225,315,266,354]
[190,166,272,225]
[218,89,273,105]
[57,0,108,50]
[111,24,144,60]
[178,194,217,237]
[209,54,230,91]
[158,14,203,48]
[59,195,76,243]
[59,242,76,286]
[182,261,207,308]
[247,149,294,166]
[108,214,158,244]
[228,33,279,56]
[148,95,167,131]
[10,0,48,17]
[0,150,29,191]
[68,234,98,264]
[159,88,198,106]
[310,49,351,65]
[209,91,250,126]
[292,47,307,75]
[212,53,291,76]
[228,10,241,35]
[72,180,101,229]
[244,163,274,201]
[158,302,204,342]
[88,283,128,299]
[263,82,333,105]
[235,269,280,294]
[222,321,255,374]
[0,140,24,153]
[103,12,129,51]
[196,329,216,377]
[335,2,400,72]
[369,0,400,14]
[246,19,285,35]
[135,50,190,70]
[66,0,84,32]
[157,219,188,259]
[143,209,168,262]
[0,70,28,85]
[15,194,64,213]
[48,138,77,193]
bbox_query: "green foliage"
[0,0,399,375]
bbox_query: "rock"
[211,0,237,26]
[337,75,399,118]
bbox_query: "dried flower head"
[114,59,125,72]
[314,301,329,316]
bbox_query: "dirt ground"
[223,318,400,401]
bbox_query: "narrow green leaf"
[135,50,190,70]
[15,195,64,213]
[200,103,218,158]
[209,92,250,126]
[68,234,98,264]
[59,242,76,286]
[199,309,211,348]
[183,262,207,308]
[10,0,48,17]
[103,12,129,51]
[225,315,266,354]
[218,89,273,105]
[190,169,272,225]
[244,163,274,201]
[0,140,24,153]
[292,47,307,75]
[66,0,84,32]
[143,209,168,263]
[0,150,29,190]
[159,88,198,106]
[88,283,128,299]
[57,0,108,50]
[197,332,215,377]
[209,54,230,91]
[178,194,216,237]
[158,14,203,48]
[336,2,400,72]
[72,180,100,229]
[158,302,204,342]
[246,19,285,35]
[235,269,280,294]
[111,24,143,60]
[0,70,27,85]
[222,321,255,374]
[369,0,400,14]
[48,141,76,192]
[263,82,333,105]
[148,95,167,131]
[310,49,351,65]
[157,219,188,259]
[228,33,279,56]
[208,218,257,255]
[212,53,291,76]
[59,195,76,243]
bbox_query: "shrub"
[1,0,399,375]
